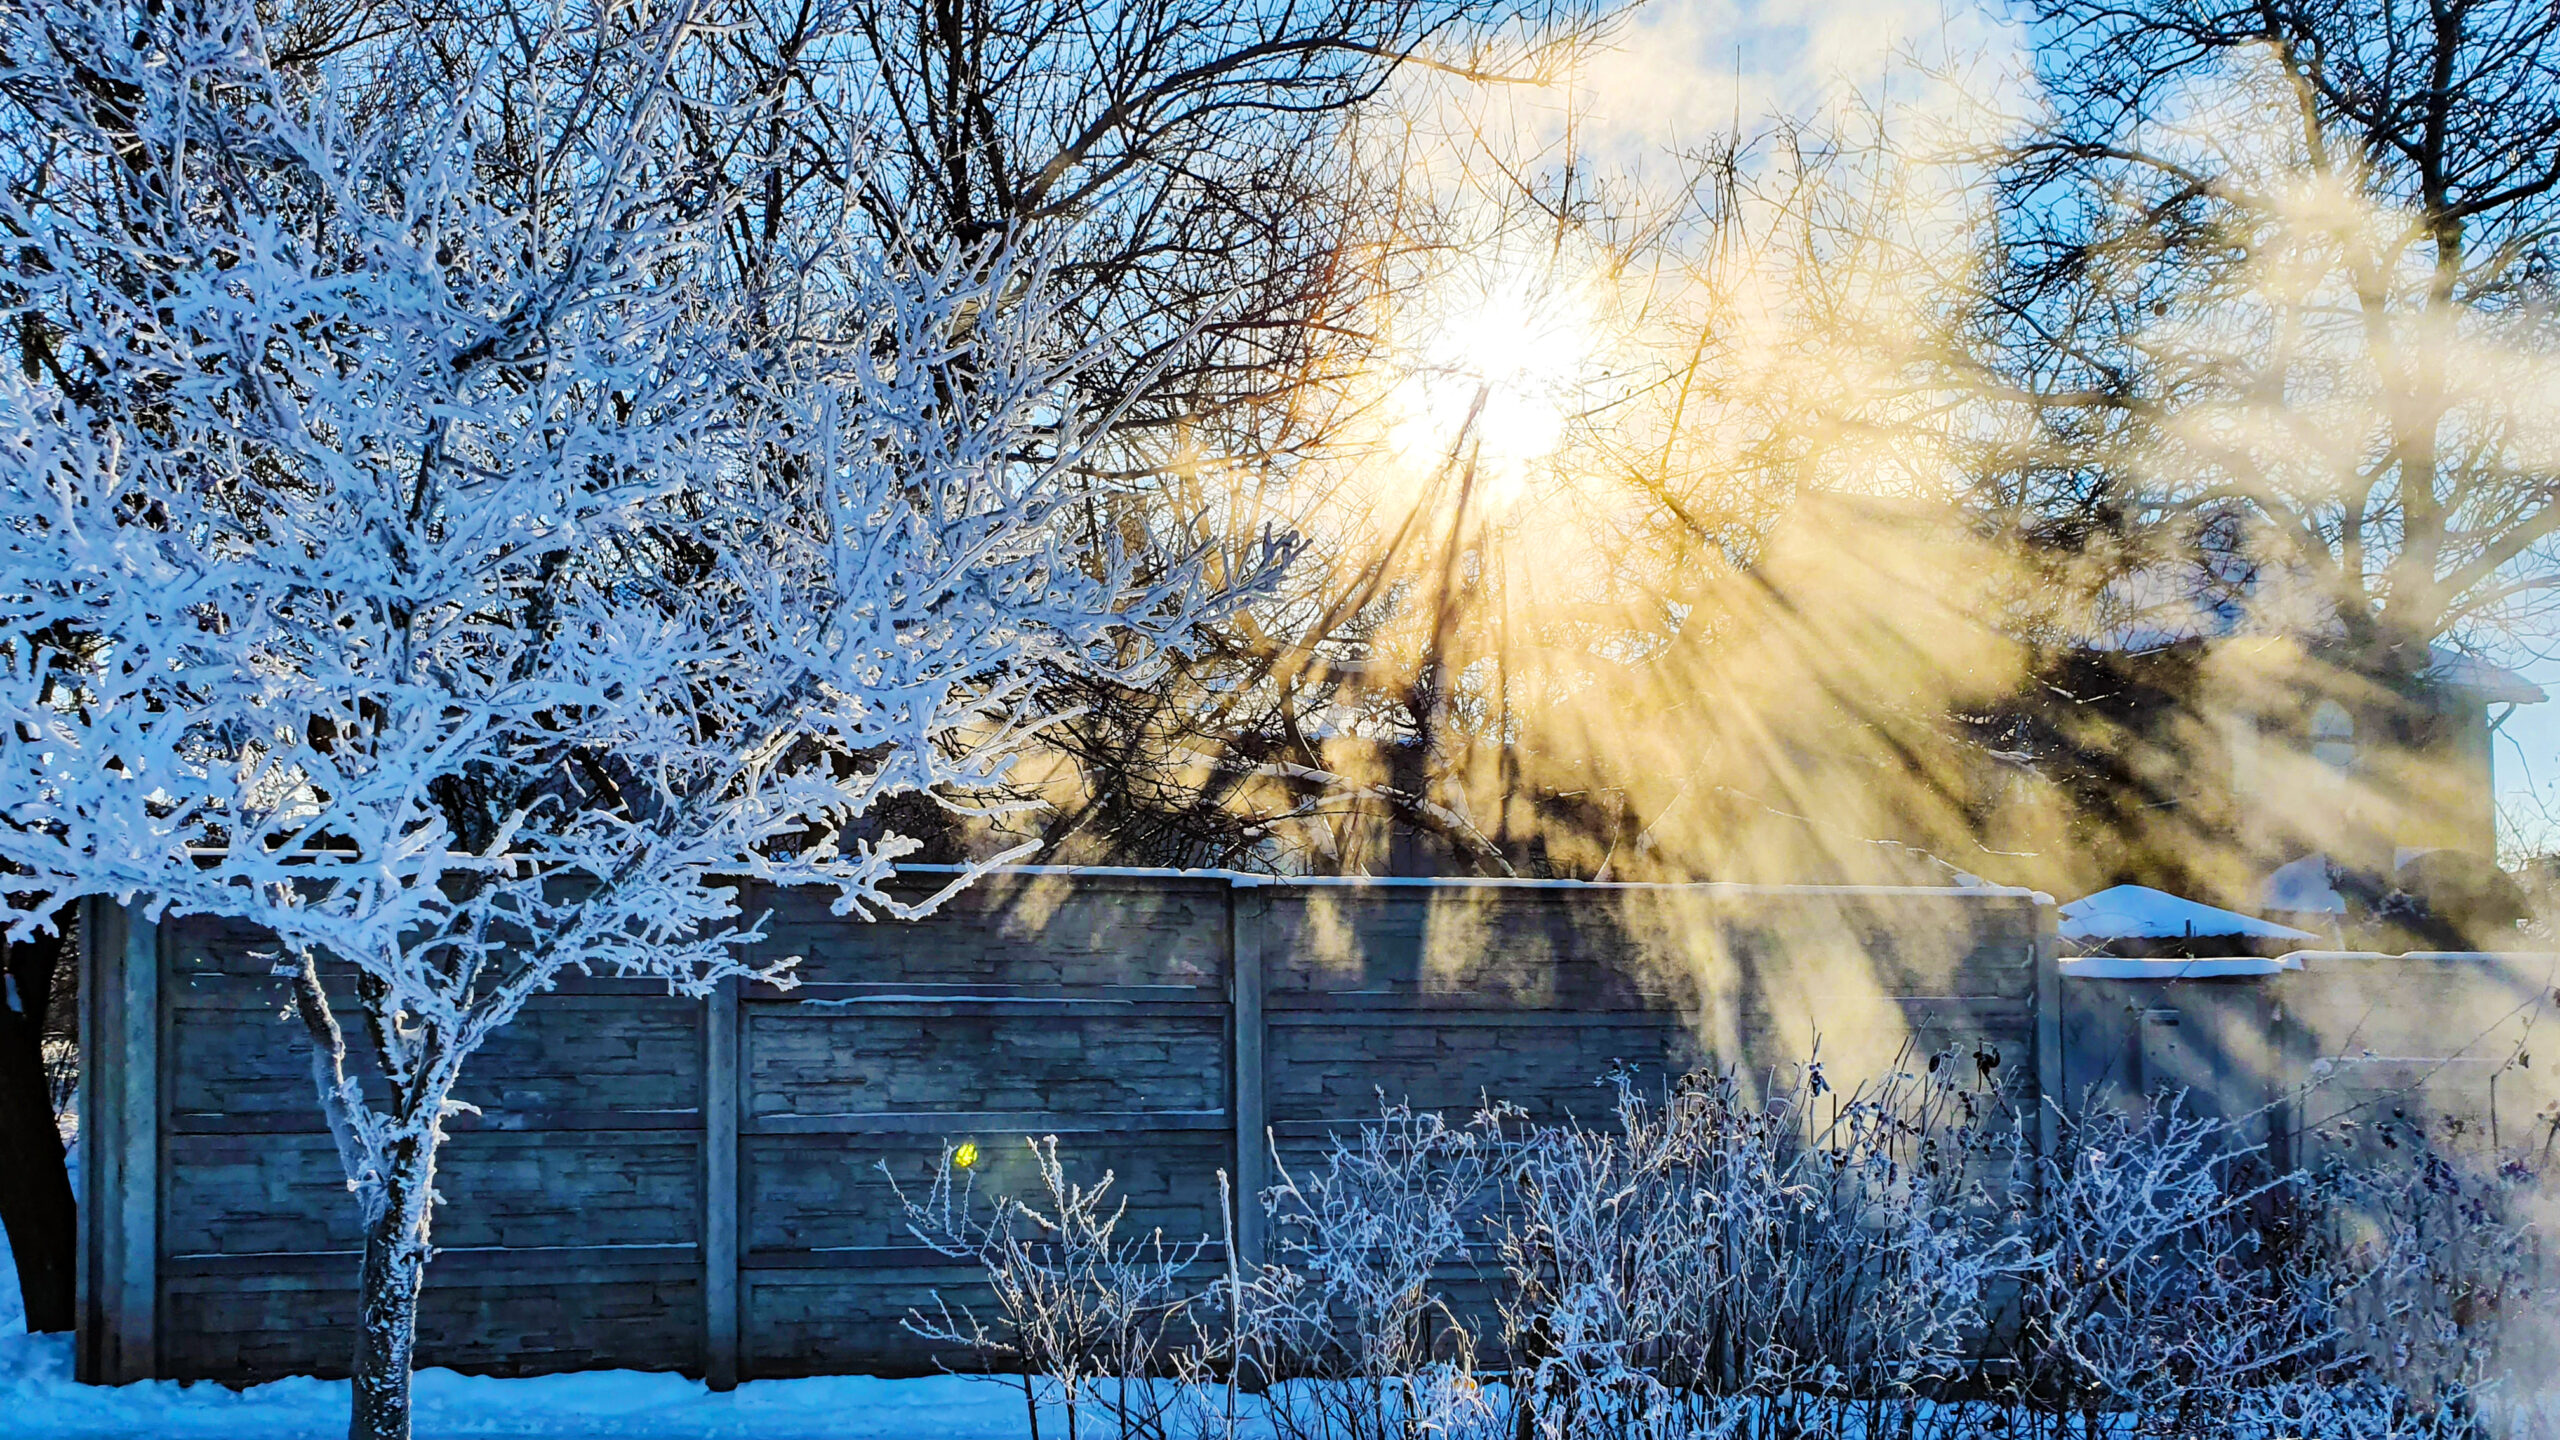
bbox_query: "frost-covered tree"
[0,2,1242,1435]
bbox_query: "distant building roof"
[2261,854,2346,914]
[2084,561,2545,705]
[2422,647,2546,703]
[2060,884,2320,943]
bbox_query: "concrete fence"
[75,868,2056,1386]
[2059,950,2560,1166]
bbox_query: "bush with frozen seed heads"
[893,1045,2548,1440]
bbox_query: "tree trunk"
[0,927,77,1331]
[347,1140,439,1440]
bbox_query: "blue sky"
[2496,656,2560,861]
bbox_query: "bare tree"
[1967,0,2560,876]
[0,919,73,1330]
[648,0,1615,873]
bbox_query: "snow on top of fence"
[891,863,2052,901]
[2060,949,2560,978]
[2059,955,2304,978]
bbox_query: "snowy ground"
[0,1228,1046,1439]
[13,1228,2557,1439]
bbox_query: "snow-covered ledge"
[2058,955,2303,978]
[2059,949,2560,978]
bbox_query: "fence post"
[2032,895,2061,1161]
[703,974,740,1390]
[125,902,159,1383]
[1230,878,1267,1269]
[77,898,158,1383]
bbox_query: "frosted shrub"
[1494,1053,2018,1440]
[1166,1173,1323,1440]
[1260,1099,1516,1440]
[1996,1095,2544,1440]
[2307,1114,2545,1434]
[894,1139,1206,1440]
[901,1057,2548,1440]
[2000,1100,2331,1434]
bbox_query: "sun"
[1383,262,1608,486]
[1428,274,1598,401]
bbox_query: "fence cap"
[2058,954,2302,979]
[2285,949,2560,965]
[2061,950,2560,979]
